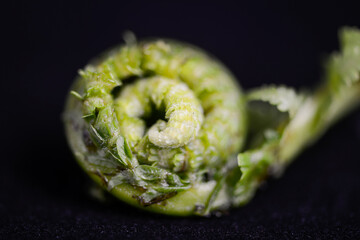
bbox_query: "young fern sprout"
[64,27,360,216]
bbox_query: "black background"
[2,1,360,239]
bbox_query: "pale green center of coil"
[81,39,245,173]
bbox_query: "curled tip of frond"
[123,30,137,45]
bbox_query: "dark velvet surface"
[2,1,360,239]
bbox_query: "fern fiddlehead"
[64,28,360,216]
[64,38,246,215]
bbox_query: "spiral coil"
[65,38,246,215]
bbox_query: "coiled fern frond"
[64,28,360,216]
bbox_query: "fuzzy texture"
[64,28,360,216]
[65,38,246,215]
